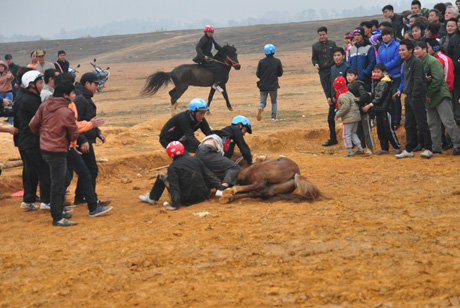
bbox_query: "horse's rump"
[238,157,300,185]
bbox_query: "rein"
[206,55,240,67]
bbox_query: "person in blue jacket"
[377,27,403,130]
[347,28,376,92]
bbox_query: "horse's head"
[220,45,241,70]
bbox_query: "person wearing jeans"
[256,44,283,122]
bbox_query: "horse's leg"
[223,180,267,196]
[169,86,188,117]
[219,180,296,204]
[207,88,216,115]
[220,84,233,111]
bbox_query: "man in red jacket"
[29,80,81,227]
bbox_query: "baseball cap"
[80,72,101,84]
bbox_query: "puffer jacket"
[371,75,393,112]
[377,39,402,78]
[348,40,376,84]
[29,97,79,153]
[335,91,361,124]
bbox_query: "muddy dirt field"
[1,51,460,307]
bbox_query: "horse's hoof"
[222,188,234,197]
[172,102,178,110]
[227,106,233,111]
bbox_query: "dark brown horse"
[141,45,241,116]
[219,156,325,203]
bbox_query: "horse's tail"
[294,173,328,201]
[141,71,172,96]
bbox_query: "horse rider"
[195,115,253,197]
[193,25,224,92]
[159,98,211,153]
[139,141,221,210]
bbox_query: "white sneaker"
[395,150,414,158]
[139,192,156,205]
[420,149,433,159]
[20,202,39,211]
[215,190,224,197]
[40,203,51,210]
[212,84,224,92]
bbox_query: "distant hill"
[0,15,381,66]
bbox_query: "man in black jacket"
[312,26,338,146]
[159,98,211,153]
[256,44,283,122]
[382,4,405,40]
[17,70,51,211]
[139,141,221,210]
[74,72,110,206]
[394,40,433,158]
[192,25,224,92]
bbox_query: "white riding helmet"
[22,70,43,88]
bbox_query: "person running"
[192,25,224,92]
[256,44,283,122]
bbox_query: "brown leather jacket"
[29,96,79,153]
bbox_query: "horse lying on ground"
[219,156,326,203]
[141,45,241,116]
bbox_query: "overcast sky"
[2,0,418,38]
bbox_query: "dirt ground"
[1,51,460,307]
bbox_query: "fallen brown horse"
[220,156,325,203]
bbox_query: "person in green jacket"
[414,40,460,155]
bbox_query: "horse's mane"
[216,44,237,54]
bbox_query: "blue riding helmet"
[232,115,252,134]
[264,44,276,55]
[189,98,209,111]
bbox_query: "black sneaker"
[89,205,113,217]
[53,218,78,227]
[453,148,460,156]
[443,143,454,151]
[322,139,338,146]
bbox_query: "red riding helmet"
[204,25,214,32]
[166,141,185,159]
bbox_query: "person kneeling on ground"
[139,141,221,210]
[195,115,253,197]
[159,98,211,153]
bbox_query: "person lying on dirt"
[192,25,224,92]
[139,141,221,210]
[195,115,253,197]
[159,98,211,153]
